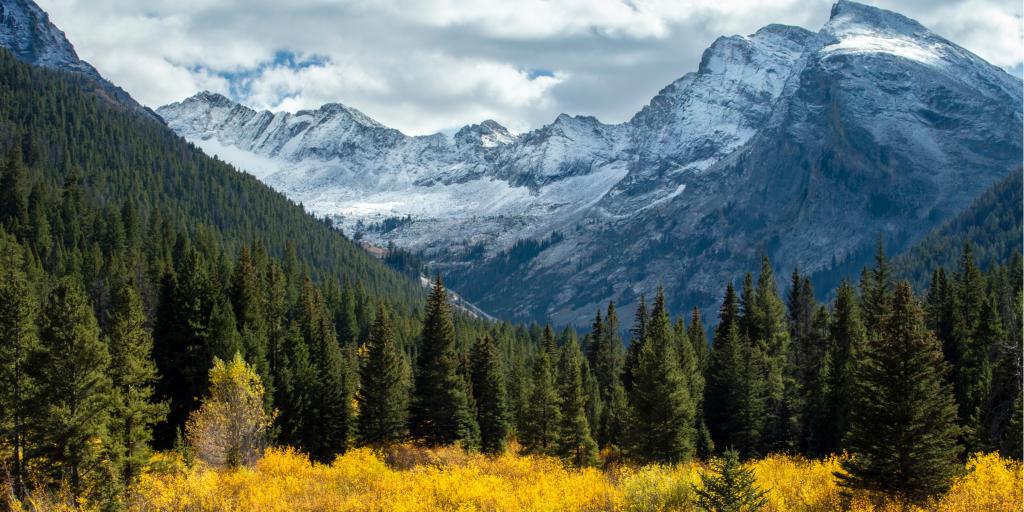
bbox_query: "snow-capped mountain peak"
[157,1,1022,325]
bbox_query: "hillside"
[0,47,425,313]
[893,170,1023,290]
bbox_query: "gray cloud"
[38,0,1023,135]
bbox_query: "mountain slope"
[0,0,158,120]
[158,1,1023,323]
[0,46,427,314]
[893,170,1023,290]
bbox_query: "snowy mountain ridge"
[157,0,1023,323]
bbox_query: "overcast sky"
[37,0,1023,135]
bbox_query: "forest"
[0,47,1020,511]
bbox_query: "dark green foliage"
[33,278,113,501]
[0,229,39,498]
[106,282,167,489]
[470,335,510,454]
[586,303,627,448]
[357,305,409,447]
[520,340,561,454]
[894,170,1022,290]
[556,336,598,466]
[822,281,866,455]
[410,278,477,447]
[296,277,356,460]
[839,282,961,503]
[628,289,695,463]
[693,448,768,512]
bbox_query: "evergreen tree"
[628,288,695,463]
[950,243,992,452]
[228,245,272,409]
[296,277,354,460]
[749,257,796,452]
[470,335,510,454]
[824,280,866,454]
[520,344,561,454]
[0,231,39,498]
[410,277,477,447]
[0,147,30,238]
[106,282,167,490]
[556,336,598,466]
[688,307,708,372]
[839,282,961,503]
[587,303,627,447]
[623,295,648,392]
[33,278,114,501]
[860,241,893,334]
[694,448,768,512]
[356,305,409,447]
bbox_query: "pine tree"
[839,282,961,503]
[824,280,866,454]
[623,295,648,392]
[0,231,39,498]
[950,243,991,453]
[694,448,768,512]
[749,257,796,452]
[33,277,114,501]
[0,147,30,238]
[587,303,627,447]
[688,307,708,372]
[628,288,695,463]
[106,282,167,489]
[470,335,510,454]
[520,344,561,454]
[410,277,477,447]
[296,277,355,460]
[229,245,272,409]
[357,304,409,447]
[860,240,893,334]
[556,336,598,466]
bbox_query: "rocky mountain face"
[0,0,158,120]
[157,1,1023,324]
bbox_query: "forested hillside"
[893,170,1023,290]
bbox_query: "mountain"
[0,0,159,120]
[893,169,1023,290]
[158,1,1023,324]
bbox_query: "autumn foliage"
[107,447,1021,512]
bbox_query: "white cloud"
[36,0,1023,135]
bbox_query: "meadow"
[16,447,1013,512]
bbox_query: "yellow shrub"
[124,447,1022,512]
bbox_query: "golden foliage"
[119,447,1020,512]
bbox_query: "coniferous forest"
[0,47,1022,511]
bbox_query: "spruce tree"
[839,282,961,503]
[950,243,992,453]
[520,344,561,454]
[0,231,39,498]
[470,335,510,454]
[296,277,354,460]
[106,282,167,489]
[860,241,893,335]
[749,257,796,452]
[688,307,708,372]
[34,277,114,501]
[587,303,627,447]
[357,305,409,447]
[694,448,768,512]
[410,277,476,447]
[623,295,647,392]
[824,280,866,453]
[556,336,598,466]
[629,288,695,463]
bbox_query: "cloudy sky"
[38,0,1023,135]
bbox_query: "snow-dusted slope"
[158,1,1022,324]
[0,0,159,120]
